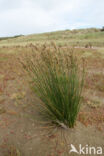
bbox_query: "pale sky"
[0,0,104,37]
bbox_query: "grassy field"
[0,28,104,156]
[0,28,104,47]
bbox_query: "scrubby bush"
[101,26,104,32]
[21,43,84,128]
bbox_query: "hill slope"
[0,28,104,47]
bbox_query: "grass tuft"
[21,43,84,128]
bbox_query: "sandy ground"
[0,47,104,156]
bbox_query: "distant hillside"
[0,35,24,41]
[0,28,104,47]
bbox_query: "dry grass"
[0,28,104,47]
[20,43,85,128]
[5,146,21,156]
